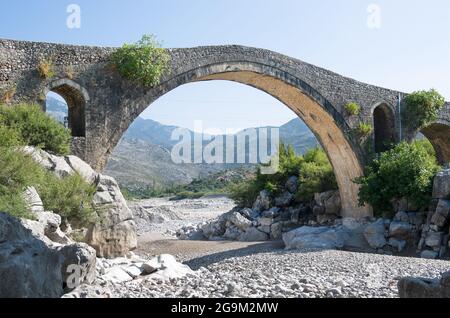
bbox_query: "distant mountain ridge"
[46,96,318,188]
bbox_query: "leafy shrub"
[345,102,360,116]
[228,180,262,208]
[0,123,23,147]
[296,148,338,202]
[0,148,96,226]
[356,141,439,217]
[38,59,55,78]
[356,122,373,136]
[0,104,71,155]
[229,144,338,207]
[404,89,445,129]
[111,34,170,87]
[38,173,97,227]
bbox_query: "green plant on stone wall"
[345,102,361,116]
[1,85,16,104]
[110,34,170,87]
[403,89,445,130]
[356,122,373,137]
[38,58,55,79]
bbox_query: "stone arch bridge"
[1,38,449,219]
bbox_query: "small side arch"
[44,79,89,137]
[372,102,396,153]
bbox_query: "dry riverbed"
[121,196,450,298]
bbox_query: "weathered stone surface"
[143,254,194,281]
[283,226,345,250]
[85,174,137,258]
[364,219,387,249]
[285,176,299,194]
[270,222,283,239]
[274,191,294,207]
[421,250,439,259]
[388,238,407,252]
[253,190,271,212]
[431,200,450,227]
[0,212,64,298]
[432,169,450,199]
[239,227,269,242]
[389,221,412,239]
[65,155,98,184]
[22,186,44,213]
[228,212,252,231]
[425,231,444,249]
[398,270,450,298]
[57,243,97,291]
[314,191,341,216]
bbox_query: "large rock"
[432,169,450,199]
[274,191,293,207]
[431,200,450,227]
[228,212,252,230]
[239,227,269,242]
[425,231,444,249]
[364,219,387,249]
[57,243,97,292]
[285,176,299,194]
[85,174,137,258]
[142,254,194,281]
[283,226,345,250]
[65,155,98,184]
[314,191,341,216]
[389,221,412,239]
[0,212,64,298]
[22,186,45,213]
[398,271,450,298]
[253,190,271,212]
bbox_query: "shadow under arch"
[372,102,396,153]
[44,78,89,138]
[108,61,372,218]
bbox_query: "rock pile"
[0,211,96,297]
[177,176,342,242]
[417,169,450,259]
[21,146,137,258]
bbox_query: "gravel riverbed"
[94,197,450,298]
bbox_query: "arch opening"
[45,80,87,138]
[420,123,450,165]
[106,66,371,218]
[373,103,396,153]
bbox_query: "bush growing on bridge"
[345,102,361,116]
[403,89,445,130]
[229,144,338,207]
[0,104,71,155]
[111,34,170,87]
[37,59,55,79]
[356,140,439,217]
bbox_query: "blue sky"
[1,0,449,132]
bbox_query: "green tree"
[356,141,439,217]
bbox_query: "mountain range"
[46,96,318,189]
